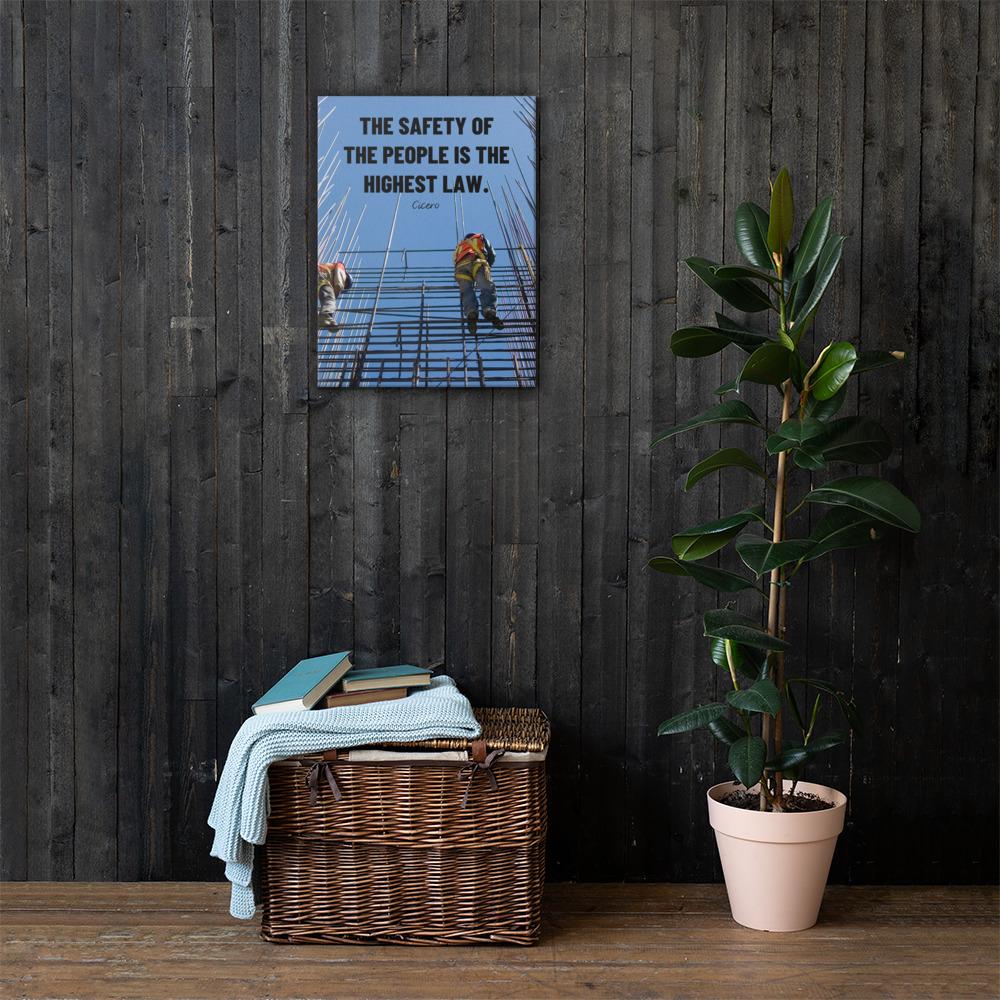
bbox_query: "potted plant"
[652,168,920,932]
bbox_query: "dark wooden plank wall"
[0,0,996,884]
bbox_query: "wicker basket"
[259,707,549,945]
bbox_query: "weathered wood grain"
[2,883,998,1000]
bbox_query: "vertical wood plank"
[853,0,921,882]
[350,0,403,669]
[213,0,264,775]
[23,0,74,880]
[491,1,539,707]
[398,0,448,672]
[307,2,356,661]
[118,0,172,879]
[624,0,680,882]
[70,0,121,881]
[261,0,309,687]
[669,0,728,881]
[579,0,631,880]
[445,0,494,703]
[535,0,585,880]
[0,0,28,881]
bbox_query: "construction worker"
[453,233,504,332]
[317,261,353,329]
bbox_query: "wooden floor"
[1,884,997,1000]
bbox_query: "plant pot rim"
[707,779,847,844]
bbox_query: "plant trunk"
[762,379,795,810]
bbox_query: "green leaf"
[729,736,767,788]
[736,536,815,577]
[711,638,767,680]
[788,678,863,734]
[804,732,847,754]
[671,504,766,561]
[853,350,904,375]
[713,264,780,286]
[767,168,794,253]
[790,197,833,284]
[684,257,773,313]
[727,678,782,716]
[793,446,827,471]
[794,234,845,320]
[658,703,727,736]
[805,508,878,562]
[805,475,921,532]
[804,387,846,422]
[670,324,770,358]
[648,556,760,594]
[815,417,892,464]
[684,447,768,491]
[714,377,740,396]
[734,202,773,269]
[708,716,744,746]
[738,343,796,388]
[766,745,811,771]
[651,401,763,448]
[703,609,790,651]
[811,341,858,400]
[766,416,826,455]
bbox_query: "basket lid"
[377,706,549,754]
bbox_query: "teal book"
[252,651,353,714]
[341,664,433,693]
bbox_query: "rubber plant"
[652,167,920,811]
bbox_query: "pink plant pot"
[707,779,848,932]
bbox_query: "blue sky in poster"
[316,95,537,388]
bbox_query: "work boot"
[319,311,338,330]
[484,309,504,330]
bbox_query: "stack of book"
[251,650,432,715]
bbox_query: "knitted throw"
[208,675,480,918]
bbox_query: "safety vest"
[318,262,347,282]
[454,234,488,267]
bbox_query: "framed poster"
[316,96,537,389]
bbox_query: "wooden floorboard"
[1,884,997,999]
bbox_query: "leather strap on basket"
[306,760,343,806]
[461,748,505,809]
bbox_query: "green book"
[252,651,353,714]
[340,664,433,693]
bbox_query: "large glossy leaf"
[790,197,832,284]
[711,637,767,681]
[854,350,905,374]
[714,377,740,396]
[811,341,858,400]
[804,386,846,422]
[767,167,794,253]
[805,475,921,532]
[703,608,790,651]
[713,264,780,286]
[671,505,766,561]
[670,324,770,358]
[766,744,811,771]
[738,343,796,388]
[736,536,815,577]
[766,416,826,454]
[803,732,847,754]
[727,678,782,716]
[734,202,773,269]
[708,716,744,746]
[729,736,767,788]
[789,677,863,733]
[684,447,768,491]
[658,702,727,736]
[815,416,892,464]
[684,257,773,313]
[648,556,759,594]
[792,445,827,471]
[793,234,845,319]
[803,508,877,562]
[652,401,762,447]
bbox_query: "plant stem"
[763,378,795,810]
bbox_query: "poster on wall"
[315,96,537,389]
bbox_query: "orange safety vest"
[318,262,347,284]
[454,234,488,267]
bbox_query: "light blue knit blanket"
[208,675,480,918]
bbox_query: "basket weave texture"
[260,707,548,945]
